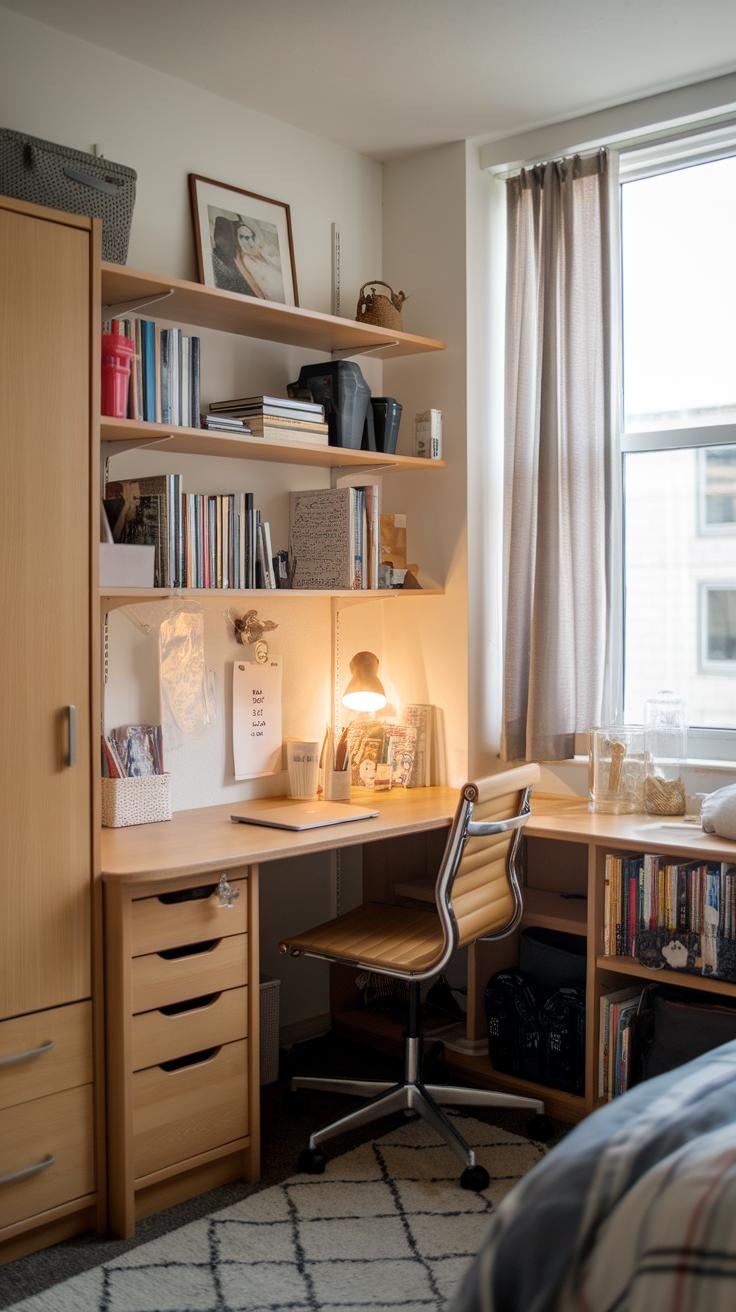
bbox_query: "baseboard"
[280,1012,332,1047]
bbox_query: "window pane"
[624,445,736,727]
[701,448,736,529]
[622,156,736,432]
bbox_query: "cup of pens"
[322,725,352,802]
[286,739,320,798]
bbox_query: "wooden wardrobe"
[0,194,102,1263]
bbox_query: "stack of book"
[599,986,642,1100]
[104,474,282,589]
[208,395,329,446]
[103,317,200,427]
[201,414,252,435]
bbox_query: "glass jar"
[588,726,647,814]
[643,691,687,815]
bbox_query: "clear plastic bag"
[157,601,216,747]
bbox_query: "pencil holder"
[101,774,172,827]
[324,769,351,802]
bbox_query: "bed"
[449,1040,736,1312]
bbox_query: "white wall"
[0,5,394,1031]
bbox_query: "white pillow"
[700,781,736,840]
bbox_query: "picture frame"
[188,173,299,307]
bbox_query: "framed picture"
[188,173,299,307]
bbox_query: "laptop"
[230,801,379,831]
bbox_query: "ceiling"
[5,0,736,160]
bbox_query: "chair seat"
[279,901,445,974]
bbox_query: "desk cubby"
[104,867,259,1238]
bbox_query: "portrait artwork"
[189,175,298,307]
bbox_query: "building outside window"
[621,144,736,753]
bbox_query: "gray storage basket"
[0,129,136,264]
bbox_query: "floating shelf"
[100,416,446,470]
[521,887,587,936]
[100,586,445,610]
[101,262,446,360]
[597,955,736,998]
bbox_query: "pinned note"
[233,658,282,779]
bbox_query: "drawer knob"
[0,1038,54,1067]
[218,874,240,908]
[0,1153,55,1186]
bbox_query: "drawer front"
[0,1083,94,1229]
[131,879,248,956]
[133,1039,248,1179]
[132,986,248,1071]
[131,934,248,1014]
[0,1000,93,1113]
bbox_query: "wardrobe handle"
[66,705,76,767]
[0,1039,54,1067]
[0,1154,55,1186]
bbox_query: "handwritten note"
[289,489,352,589]
[232,658,282,779]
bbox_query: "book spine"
[171,329,181,427]
[237,494,246,590]
[181,338,190,429]
[160,330,171,425]
[190,336,200,431]
[155,326,162,424]
[143,320,156,422]
[263,521,276,588]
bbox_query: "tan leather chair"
[279,763,549,1191]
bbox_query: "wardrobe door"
[0,200,92,1018]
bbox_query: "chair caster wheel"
[403,1108,419,1119]
[283,1089,311,1116]
[460,1164,490,1192]
[527,1114,554,1143]
[298,1147,326,1175]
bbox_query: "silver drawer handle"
[0,1039,54,1067]
[0,1154,55,1186]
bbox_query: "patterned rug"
[8,1113,545,1312]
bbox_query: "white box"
[413,409,442,460]
[99,542,155,587]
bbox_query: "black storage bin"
[539,987,586,1094]
[519,926,586,994]
[0,129,136,264]
[633,984,736,1084]
[485,970,541,1081]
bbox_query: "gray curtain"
[501,149,620,763]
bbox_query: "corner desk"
[100,786,459,1237]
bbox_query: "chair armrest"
[465,811,531,837]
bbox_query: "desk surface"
[101,786,460,884]
[527,793,736,862]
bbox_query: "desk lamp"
[341,651,387,712]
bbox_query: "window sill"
[538,756,736,801]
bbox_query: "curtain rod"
[491,109,736,181]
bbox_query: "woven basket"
[101,774,172,827]
[356,280,406,332]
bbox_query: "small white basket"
[260,975,281,1086]
[101,774,172,827]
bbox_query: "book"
[190,337,200,430]
[210,394,323,418]
[105,474,182,588]
[246,418,329,446]
[289,488,355,589]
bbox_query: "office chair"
[278,762,551,1191]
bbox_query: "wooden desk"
[101,787,458,1237]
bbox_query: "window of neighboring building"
[621,145,736,753]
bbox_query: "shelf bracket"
[331,463,397,487]
[102,288,175,319]
[100,435,173,491]
[330,340,399,361]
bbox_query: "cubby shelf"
[101,262,446,360]
[100,415,446,471]
[597,955,736,998]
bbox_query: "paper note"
[233,658,283,779]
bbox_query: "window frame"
[619,142,736,760]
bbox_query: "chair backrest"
[436,763,541,957]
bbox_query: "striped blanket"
[449,1041,736,1312]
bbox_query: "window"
[621,144,736,753]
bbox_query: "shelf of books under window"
[100,416,446,471]
[101,262,446,360]
[596,955,736,998]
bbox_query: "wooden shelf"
[101,263,446,360]
[597,955,736,998]
[100,415,446,470]
[521,887,587,936]
[100,587,444,603]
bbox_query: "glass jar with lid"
[643,690,687,815]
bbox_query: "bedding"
[449,1039,736,1312]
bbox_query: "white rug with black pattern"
[8,1114,545,1312]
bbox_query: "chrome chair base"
[291,1073,544,1173]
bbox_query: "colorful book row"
[103,317,200,428]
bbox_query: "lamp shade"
[342,651,387,712]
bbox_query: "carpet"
[7,1113,545,1312]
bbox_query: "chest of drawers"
[104,868,259,1238]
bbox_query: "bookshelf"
[101,415,446,471]
[101,263,446,360]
